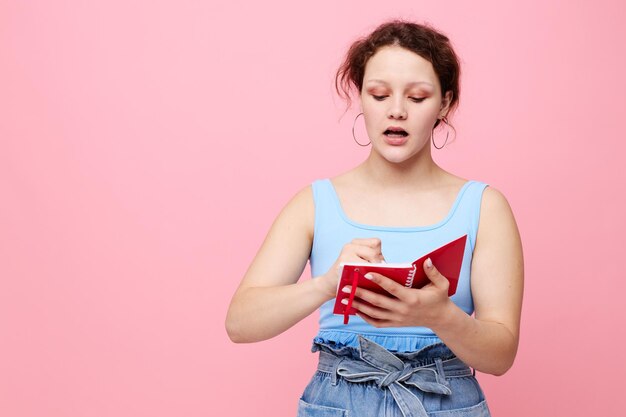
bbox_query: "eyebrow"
[365,79,434,88]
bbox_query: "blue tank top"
[309,178,489,352]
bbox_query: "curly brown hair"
[335,20,461,128]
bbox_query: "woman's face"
[360,45,452,164]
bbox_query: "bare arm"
[225,185,326,343]
[225,185,386,343]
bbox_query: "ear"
[439,91,453,118]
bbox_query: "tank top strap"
[311,179,343,260]
[455,180,489,254]
[311,178,341,222]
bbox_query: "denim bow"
[334,336,451,417]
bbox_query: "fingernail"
[364,273,373,280]
[341,298,348,304]
[342,286,351,293]
[426,258,433,269]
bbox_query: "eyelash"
[372,95,426,103]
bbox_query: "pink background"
[2,1,625,416]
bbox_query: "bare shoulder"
[238,183,315,289]
[261,183,315,251]
[475,185,523,260]
[329,169,360,190]
[277,183,315,239]
[482,186,510,212]
[478,186,520,237]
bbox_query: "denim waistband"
[315,335,473,417]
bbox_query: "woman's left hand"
[340,258,454,329]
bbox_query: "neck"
[358,147,443,190]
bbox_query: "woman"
[226,20,523,417]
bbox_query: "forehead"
[363,45,439,90]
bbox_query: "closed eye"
[372,95,426,103]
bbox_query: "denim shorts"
[297,335,491,417]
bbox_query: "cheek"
[360,104,380,126]
[412,103,442,125]
[362,110,385,134]
[362,102,386,122]
[425,100,444,116]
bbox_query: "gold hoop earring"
[352,112,371,146]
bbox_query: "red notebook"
[333,234,467,324]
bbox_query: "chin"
[374,145,425,165]
[379,151,419,165]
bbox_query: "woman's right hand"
[316,237,386,298]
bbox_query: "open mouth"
[384,128,408,137]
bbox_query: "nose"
[388,97,407,120]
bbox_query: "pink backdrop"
[2,1,625,416]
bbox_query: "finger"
[341,296,392,321]
[342,285,400,311]
[423,258,450,290]
[362,272,409,300]
[351,237,381,249]
[351,238,385,262]
[356,311,389,328]
[351,245,385,263]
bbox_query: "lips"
[382,126,409,146]
[384,126,408,137]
